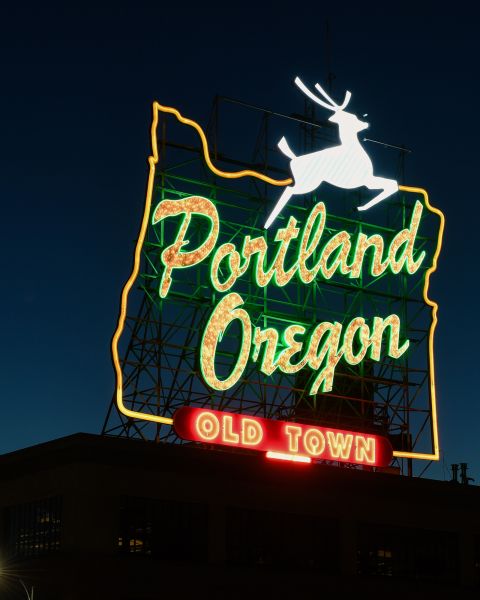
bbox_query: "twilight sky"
[1,2,478,481]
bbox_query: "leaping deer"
[264,77,398,229]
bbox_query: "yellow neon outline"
[111,103,173,426]
[112,101,289,426]
[112,104,445,462]
[151,102,292,187]
[392,185,445,461]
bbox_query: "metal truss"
[102,97,441,476]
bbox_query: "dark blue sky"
[1,2,478,480]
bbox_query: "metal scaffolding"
[102,95,441,476]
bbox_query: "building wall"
[0,434,479,599]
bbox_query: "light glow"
[326,432,354,460]
[200,290,409,395]
[355,436,376,464]
[151,102,292,187]
[152,196,219,298]
[285,425,302,453]
[111,98,444,463]
[195,411,221,441]
[154,197,415,395]
[264,77,398,229]
[174,407,393,467]
[303,429,326,456]
[200,292,252,391]
[392,186,444,461]
[155,198,426,299]
[266,452,312,464]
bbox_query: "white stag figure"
[264,77,398,229]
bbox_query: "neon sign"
[153,196,420,395]
[265,77,399,228]
[111,80,445,464]
[174,407,393,467]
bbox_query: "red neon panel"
[173,407,393,467]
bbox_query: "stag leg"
[264,186,295,229]
[357,176,399,211]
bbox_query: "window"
[3,496,62,558]
[226,507,339,573]
[118,496,208,561]
[356,523,458,582]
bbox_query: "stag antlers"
[264,77,399,229]
[294,77,352,112]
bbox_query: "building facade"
[0,433,479,599]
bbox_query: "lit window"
[117,496,208,561]
[3,496,62,558]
